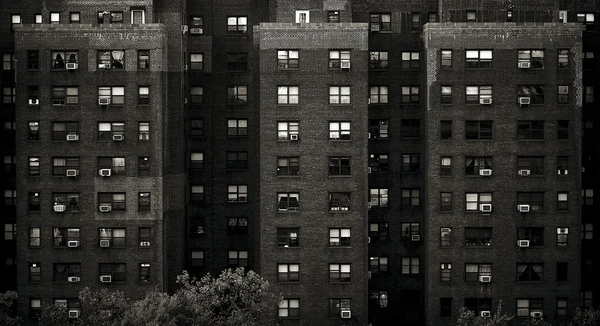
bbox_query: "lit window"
[329,264,351,282]
[557,227,569,246]
[329,86,351,104]
[52,157,80,176]
[329,122,351,140]
[277,156,299,176]
[138,86,150,105]
[369,51,388,69]
[518,85,545,104]
[465,192,492,211]
[369,188,388,207]
[441,264,451,282]
[190,16,203,34]
[558,85,569,104]
[278,193,299,211]
[441,157,452,176]
[277,121,299,140]
[189,53,203,70]
[52,86,79,105]
[277,50,299,69]
[465,263,492,281]
[131,10,145,24]
[277,86,299,104]
[190,152,204,169]
[465,86,492,104]
[52,193,80,212]
[28,157,40,176]
[138,122,150,140]
[369,13,391,32]
[295,10,310,23]
[558,49,569,68]
[370,86,389,104]
[98,193,126,211]
[369,120,388,138]
[138,192,150,212]
[97,122,125,140]
[329,50,350,69]
[97,157,125,176]
[329,192,350,211]
[401,52,420,69]
[139,263,150,282]
[441,50,452,68]
[516,299,544,317]
[2,53,15,71]
[227,119,248,136]
[29,228,40,247]
[466,50,492,68]
[50,12,60,24]
[70,12,80,23]
[228,86,247,103]
[227,250,248,267]
[278,264,299,282]
[401,257,420,274]
[53,228,80,247]
[227,16,248,33]
[517,50,544,68]
[401,86,420,103]
[329,228,350,246]
[227,185,248,203]
[279,299,299,317]
[190,185,204,202]
[369,257,388,274]
[97,50,125,69]
[277,228,299,247]
[138,50,150,69]
[98,86,125,104]
[190,86,203,104]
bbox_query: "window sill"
[329,210,351,213]
[277,174,300,177]
[277,68,300,71]
[277,104,300,107]
[369,103,390,106]
[226,102,248,106]
[277,210,300,213]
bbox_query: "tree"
[569,307,600,326]
[456,300,514,326]
[0,291,20,326]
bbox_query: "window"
[370,13,391,32]
[464,298,492,316]
[277,86,299,104]
[329,264,351,282]
[190,86,203,104]
[517,299,544,317]
[328,157,351,176]
[401,257,420,274]
[2,53,14,71]
[131,9,145,24]
[556,299,568,318]
[98,193,126,211]
[369,188,388,207]
[441,264,452,282]
[585,86,594,103]
[190,217,204,236]
[277,228,299,247]
[98,157,125,176]
[518,85,545,104]
[329,50,351,69]
[277,157,299,175]
[329,122,351,140]
[190,119,204,138]
[370,51,388,69]
[277,50,299,69]
[28,86,39,103]
[329,299,350,318]
[4,190,16,206]
[227,217,248,234]
[369,120,388,138]
[517,227,544,246]
[330,228,350,246]
[227,151,248,170]
[465,156,492,176]
[138,50,150,69]
[517,156,544,175]
[228,250,248,267]
[29,263,41,282]
[2,87,15,103]
[69,12,80,23]
[138,157,150,176]
[29,228,40,247]
[582,291,593,308]
[557,120,569,140]
[227,16,247,33]
[27,51,39,70]
[53,263,81,282]
[517,121,545,140]
[278,264,299,282]
[401,154,420,172]
[51,51,78,70]
[440,227,452,246]
[441,86,452,104]
[583,223,593,240]
[29,192,40,211]
[4,155,15,173]
[557,262,568,281]
[465,192,492,211]
[441,50,452,68]
[440,192,452,211]
[558,85,569,104]
[370,291,388,308]
[138,193,150,211]
[466,10,476,21]
[411,12,421,31]
[52,157,80,176]
[190,186,204,202]
[97,11,123,23]
[138,122,150,140]
[30,298,41,319]
[98,122,125,140]
[440,157,452,176]
[189,53,203,70]
[279,299,299,317]
[139,228,151,247]
[11,14,21,26]
[139,263,150,282]
[28,157,40,176]
[401,87,420,103]
[295,10,310,23]
[98,86,125,105]
[190,16,203,34]
[278,193,299,211]
[401,119,420,138]
[191,251,204,267]
[327,11,340,22]
[441,298,452,317]
[369,222,389,241]
[557,227,569,246]
[465,263,492,281]
[370,257,388,274]
[228,185,248,203]
[577,13,596,30]
[370,86,388,104]
[517,192,544,211]
[401,188,420,206]
[277,121,299,140]
[465,121,493,140]
[558,49,569,68]
[401,223,420,240]
[99,228,126,247]
[227,119,248,136]
[138,86,149,105]
[329,192,351,211]
[228,86,247,103]
[51,87,79,105]
[465,86,492,104]
[465,228,492,247]
[52,193,80,212]
[4,223,16,240]
[517,50,544,68]
[466,50,492,68]
[329,86,350,104]
[97,50,125,69]
[53,228,80,247]
[401,52,420,69]
[35,14,42,24]
[557,192,568,210]
[369,153,389,172]
[99,263,126,282]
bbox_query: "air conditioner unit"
[98,63,111,69]
[140,241,151,247]
[66,134,79,141]
[481,311,491,318]
[112,134,124,141]
[66,63,78,70]
[99,98,111,105]
[67,240,80,248]
[340,62,351,70]
[29,99,39,105]
[68,276,80,283]
[518,61,531,69]
[558,228,568,234]
[518,169,531,176]
[341,310,351,319]
[479,275,492,283]
[290,134,299,141]
[518,204,530,213]
[371,25,380,32]
[100,239,111,247]
[66,169,78,177]
[99,205,112,213]
[480,98,492,105]
[558,169,568,175]
[99,169,112,177]
[518,97,531,105]
[100,275,112,283]
[411,235,421,241]
[480,204,492,213]
[68,310,80,318]
[479,169,492,176]
[517,240,530,247]
[368,167,372,174]
[531,312,543,318]
[53,204,66,212]
[190,28,203,34]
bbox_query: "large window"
[369,223,389,242]
[329,50,350,69]
[227,16,248,33]
[401,154,420,172]
[401,119,420,138]
[329,228,350,246]
[98,157,126,176]
[517,227,544,246]
[465,86,492,104]
[401,87,420,103]
[277,121,299,140]
[277,157,299,176]
[370,86,389,104]
[98,193,126,211]
[517,192,544,211]
[518,86,545,104]
[52,87,79,105]
[466,50,492,68]
[369,188,388,207]
[369,120,388,139]
[277,50,299,69]
[401,188,420,206]
[329,122,351,140]
[517,50,544,68]
[329,157,350,175]
[465,263,492,282]
[401,257,420,275]
[98,122,125,140]
[370,51,388,69]
[517,157,544,175]
[227,86,248,104]
[226,152,248,170]
[465,228,492,247]
[329,299,351,318]
[401,52,420,69]
[227,185,248,203]
[277,86,299,104]
[465,121,493,140]
[97,50,125,69]
[465,192,492,211]
[278,193,299,211]
[53,263,81,282]
[53,228,80,247]
[369,13,391,32]
[52,157,80,176]
[52,193,80,212]
[189,53,203,70]
[329,264,351,282]
[329,86,351,104]
[401,223,420,240]
[98,86,125,105]
[278,299,299,317]
[227,119,248,136]
[329,192,350,211]
[369,153,389,172]
[465,156,492,176]
[277,228,299,247]
[370,257,389,274]
[228,250,248,267]
[51,51,78,70]
[517,299,544,317]
[99,228,126,247]
[99,263,126,282]
[278,264,299,282]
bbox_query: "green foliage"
[0,291,20,326]
[456,300,514,326]
[569,307,600,326]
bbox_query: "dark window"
[277,157,299,176]
[139,263,150,282]
[278,193,300,211]
[138,86,149,104]
[52,86,79,105]
[465,121,493,140]
[517,50,544,68]
[440,121,452,139]
[517,192,544,211]
[227,53,248,71]
[465,156,492,176]
[227,217,248,234]
[138,157,150,176]
[191,251,204,267]
[329,192,351,211]
[99,228,126,247]
[228,86,247,103]
[138,192,150,211]
[27,50,39,70]
[401,87,420,103]
[370,51,388,69]
[190,217,204,236]
[53,263,81,282]
[518,85,545,104]
[517,263,543,282]
[138,50,150,69]
[327,11,340,23]
[227,152,248,170]
[52,228,80,246]
[401,119,420,138]
[517,227,544,246]
[369,257,389,274]
[28,157,40,176]
[369,222,389,242]
[52,157,80,176]
[411,12,421,31]
[558,49,569,68]
[401,223,420,240]
[369,120,388,138]
[557,120,569,139]
[52,193,80,212]
[98,193,126,211]
[369,154,389,172]
[440,298,452,317]
[441,263,452,281]
[227,119,248,136]
[329,157,351,175]
[557,192,568,211]
[517,156,544,175]
[401,154,420,172]
[464,298,492,316]
[370,13,391,32]
[29,228,41,247]
[517,121,545,140]
[98,263,126,282]
[440,157,452,176]
[401,188,420,206]
[190,16,203,34]
[29,192,40,211]
[97,50,125,69]
[277,228,299,247]
[139,228,151,247]
[29,263,41,282]
[190,86,203,103]
[465,263,492,282]
[465,228,492,246]
[557,262,568,281]
[558,85,569,103]
[441,50,452,68]
[440,192,452,211]
[190,119,204,137]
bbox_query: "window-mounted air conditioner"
[518,61,531,69]
[341,310,351,319]
[112,134,124,141]
[480,204,492,213]
[479,275,492,283]
[368,167,372,174]
[480,98,492,105]
[99,169,112,177]
[290,134,299,141]
[518,169,531,176]
[99,205,112,213]
[518,97,531,105]
[371,25,380,32]
[411,234,421,241]
[98,98,111,105]
[29,99,39,105]
[100,239,111,247]
[66,169,78,177]
[66,63,78,70]
[517,204,530,213]
[67,240,80,248]
[68,276,80,283]
[53,204,66,212]
[340,62,351,70]
[68,310,80,318]
[66,134,79,141]
[531,312,543,318]
[518,240,530,247]
[100,275,112,283]
[140,241,151,247]
[481,311,491,318]
[98,63,111,69]
[190,28,203,34]
[558,169,568,175]
[479,169,492,176]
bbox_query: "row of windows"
[10,9,146,26]
[27,262,151,284]
[437,85,575,105]
[437,120,571,141]
[439,49,573,69]
[3,192,151,212]
[24,227,152,247]
[438,156,573,177]
[435,227,584,247]
[25,156,149,176]
[7,85,150,105]
[439,297,572,318]
[25,121,150,141]
[21,50,150,71]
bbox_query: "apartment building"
[0,0,596,325]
